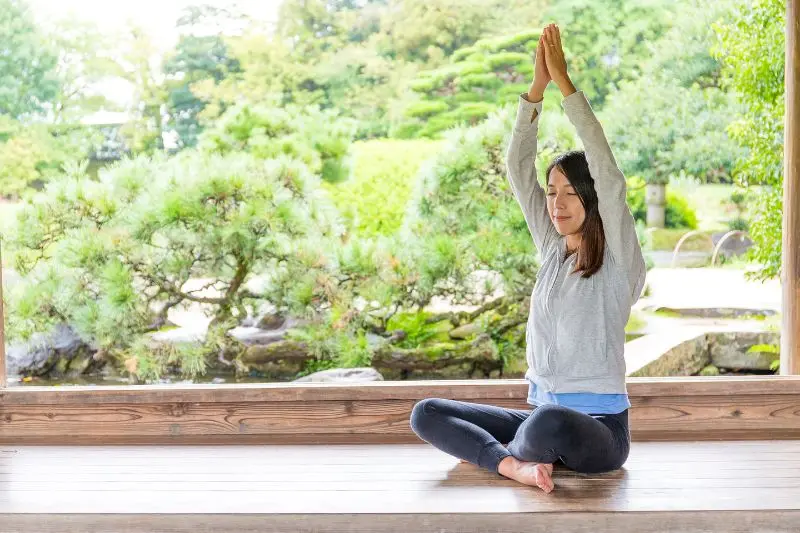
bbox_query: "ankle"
[497,455,519,478]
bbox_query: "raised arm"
[561,92,639,264]
[504,30,558,253]
[542,23,646,299]
[506,94,558,253]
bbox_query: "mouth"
[554,216,571,221]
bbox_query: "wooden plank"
[1,512,799,533]
[0,442,798,515]
[3,379,799,443]
[783,0,800,375]
[3,376,800,405]
[1,442,799,532]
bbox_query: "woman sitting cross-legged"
[410,23,647,493]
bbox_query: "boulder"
[6,323,101,378]
[708,331,780,370]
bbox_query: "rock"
[6,323,101,377]
[708,331,780,370]
[628,334,711,377]
[448,322,484,339]
[711,232,753,257]
[229,316,311,346]
[365,333,390,349]
[239,339,310,378]
[227,326,286,346]
[148,326,206,345]
[293,367,384,383]
[645,306,777,319]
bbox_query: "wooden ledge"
[1,377,799,444]
[2,376,799,405]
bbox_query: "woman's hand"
[542,23,576,97]
[529,32,550,101]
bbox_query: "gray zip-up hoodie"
[505,90,647,395]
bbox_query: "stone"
[148,326,206,345]
[292,367,384,383]
[708,331,780,370]
[711,231,753,257]
[229,316,311,346]
[645,306,777,319]
[6,323,100,377]
[628,334,710,377]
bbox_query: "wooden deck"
[1,440,799,532]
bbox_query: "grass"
[670,181,758,232]
[648,228,714,252]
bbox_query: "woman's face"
[547,167,586,236]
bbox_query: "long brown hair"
[545,150,606,278]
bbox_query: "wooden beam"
[783,0,800,374]
[2,377,799,444]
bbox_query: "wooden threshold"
[1,376,799,444]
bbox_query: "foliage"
[540,0,675,105]
[0,118,102,198]
[712,0,785,279]
[163,5,243,149]
[322,139,445,236]
[602,76,742,186]
[0,0,59,119]
[198,99,358,184]
[5,153,345,380]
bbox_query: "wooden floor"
[1,441,799,533]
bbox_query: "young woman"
[409,23,647,494]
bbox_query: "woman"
[409,23,647,494]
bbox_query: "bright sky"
[28,0,284,51]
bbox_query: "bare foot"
[498,456,555,493]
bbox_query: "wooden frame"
[783,0,800,374]
[0,3,798,455]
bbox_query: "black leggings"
[410,399,630,474]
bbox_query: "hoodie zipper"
[543,242,564,378]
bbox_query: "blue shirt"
[527,379,631,415]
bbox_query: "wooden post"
[0,240,6,388]
[782,0,800,375]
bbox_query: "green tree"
[46,16,121,124]
[5,153,346,381]
[117,26,169,154]
[163,5,243,149]
[602,75,742,186]
[541,0,674,105]
[397,30,539,138]
[198,99,357,184]
[712,0,785,279]
[0,0,58,119]
[0,5,108,197]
